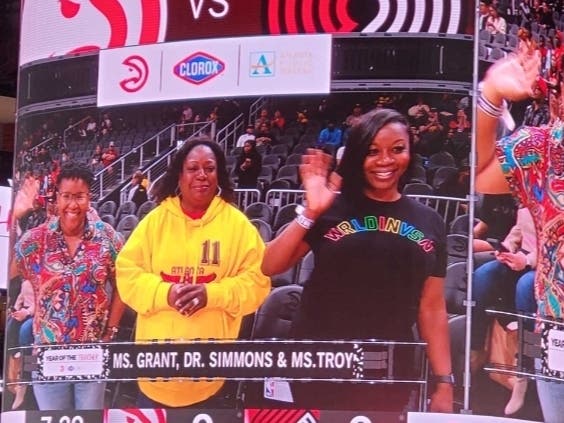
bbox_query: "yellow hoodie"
[116,195,271,406]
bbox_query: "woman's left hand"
[174,284,207,316]
[429,384,454,413]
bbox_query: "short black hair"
[152,137,234,204]
[56,161,94,189]
[337,108,414,202]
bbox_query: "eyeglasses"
[58,192,90,204]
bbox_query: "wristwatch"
[431,374,455,385]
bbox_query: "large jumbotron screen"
[4,1,551,422]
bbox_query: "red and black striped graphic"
[264,0,472,35]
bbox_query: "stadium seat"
[403,182,434,196]
[257,165,276,186]
[116,214,139,240]
[250,218,273,242]
[136,200,156,220]
[449,213,477,235]
[444,261,468,315]
[244,202,274,224]
[272,203,299,231]
[115,200,137,221]
[251,285,303,339]
[276,165,300,187]
[98,200,117,217]
[446,233,469,266]
[296,251,314,286]
[268,178,293,191]
[262,154,280,170]
[285,153,303,166]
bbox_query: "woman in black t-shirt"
[262,108,453,415]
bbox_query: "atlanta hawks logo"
[19,0,168,66]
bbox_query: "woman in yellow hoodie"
[116,138,270,408]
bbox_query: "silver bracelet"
[295,205,315,230]
[477,93,504,118]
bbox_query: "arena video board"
[19,0,473,66]
[9,0,536,422]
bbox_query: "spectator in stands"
[296,109,309,134]
[128,170,149,209]
[538,1,555,30]
[235,140,262,188]
[262,109,452,415]
[101,141,119,170]
[518,0,533,26]
[77,121,88,141]
[36,146,51,166]
[181,104,193,122]
[255,122,275,147]
[471,208,537,371]
[335,145,346,167]
[522,81,550,126]
[116,138,270,409]
[471,207,537,415]
[473,193,518,267]
[207,105,219,124]
[100,113,112,136]
[13,162,125,410]
[90,144,103,170]
[417,107,445,156]
[408,96,431,126]
[85,117,97,140]
[344,103,363,128]
[271,109,286,133]
[485,5,507,35]
[254,108,270,131]
[479,0,492,30]
[475,46,564,422]
[236,124,256,147]
[317,120,343,151]
[5,278,34,409]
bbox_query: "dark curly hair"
[152,137,234,205]
[56,161,94,189]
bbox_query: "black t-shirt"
[293,195,447,342]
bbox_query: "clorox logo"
[174,52,225,85]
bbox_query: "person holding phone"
[471,207,537,373]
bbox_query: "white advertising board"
[98,34,331,106]
[0,185,12,290]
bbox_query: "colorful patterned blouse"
[496,122,564,319]
[15,218,124,344]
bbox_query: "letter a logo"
[250,52,275,77]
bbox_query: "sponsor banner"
[98,35,331,106]
[20,340,423,383]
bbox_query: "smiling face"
[57,177,90,236]
[363,122,410,201]
[178,145,219,213]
